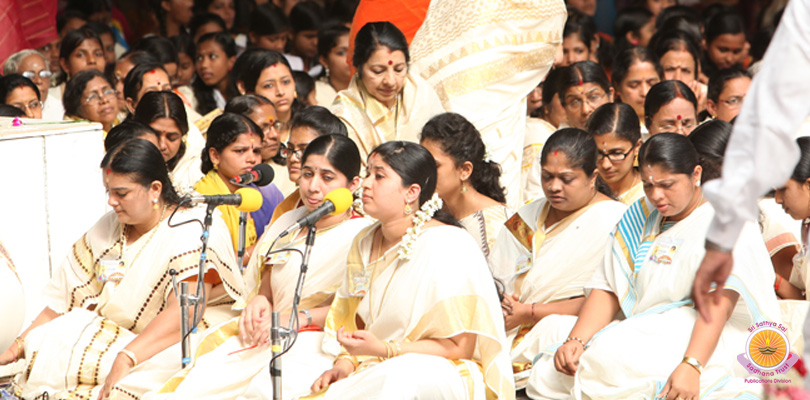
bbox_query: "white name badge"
[349,271,370,297]
[515,254,532,275]
[649,237,684,265]
[264,251,292,266]
[98,259,126,283]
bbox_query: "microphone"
[278,188,354,237]
[188,187,264,212]
[230,163,274,186]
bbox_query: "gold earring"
[404,203,413,215]
[294,90,299,98]
[460,181,468,194]
[152,198,159,210]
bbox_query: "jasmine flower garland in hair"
[398,193,443,260]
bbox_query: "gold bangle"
[388,340,402,357]
[13,337,24,360]
[119,348,138,367]
[334,354,358,369]
[383,341,393,359]
[681,356,703,375]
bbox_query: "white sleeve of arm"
[702,0,810,250]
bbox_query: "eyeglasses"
[657,119,697,133]
[265,118,286,132]
[11,100,42,113]
[84,88,118,105]
[21,70,52,80]
[564,89,607,111]
[280,141,308,159]
[718,95,744,108]
[596,146,635,162]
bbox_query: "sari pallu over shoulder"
[320,223,515,400]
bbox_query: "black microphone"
[278,188,353,237]
[230,163,274,186]
[187,188,263,212]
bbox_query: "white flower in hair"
[353,186,365,215]
[483,149,494,163]
[481,139,494,163]
[398,193,443,261]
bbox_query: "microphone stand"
[236,211,247,271]
[270,224,318,400]
[171,203,216,368]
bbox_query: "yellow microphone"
[234,188,263,212]
[279,187,354,237]
[323,187,354,215]
[188,187,264,213]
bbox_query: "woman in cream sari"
[331,22,445,163]
[306,141,514,399]
[420,113,513,259]
[146,134,371,400]
[0,139,244,399]
[132,90,204,196]
[488,129,626,386]
[528,133,782,399]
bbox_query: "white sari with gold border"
[488,198,625,383]
[145,207,372,400]
[17,206,243,400]
[527,200,783,399]
[330,74,445,164]
[409,0,567,209]
[308,223,515,400]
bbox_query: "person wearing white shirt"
[692,0,810,386]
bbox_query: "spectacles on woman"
[11,100,42,113]
[596,146,635,162]
[564,89,607,111]
[84,88,118,105]
[280,140,309,159]
[718,95,744,109]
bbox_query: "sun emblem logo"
[747,327,789,370]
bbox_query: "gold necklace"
[120,204,167,269]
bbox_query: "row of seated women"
[2,99,807,399]
[0,14,802,400]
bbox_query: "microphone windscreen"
[252,163,275,186]
[324,188,354,216]
[235,188,263,212]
